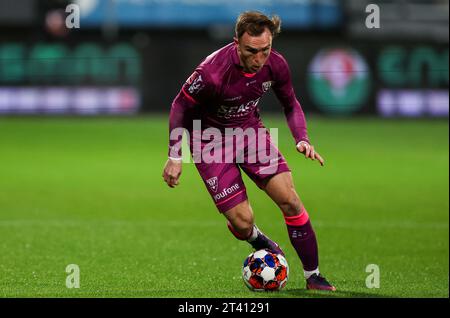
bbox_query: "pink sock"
[284,207,319,272]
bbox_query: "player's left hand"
[296,141,324,166]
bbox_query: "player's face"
[234,28,273,74]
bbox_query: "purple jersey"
[168,42,309,159]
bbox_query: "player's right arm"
[162,157,182,188]
[163,69,210,188]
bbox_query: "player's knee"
[279,194,303,217]
[224,201,255,238]
[234,212,254,235]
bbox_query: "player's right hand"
[162,158,182,188]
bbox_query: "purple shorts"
[190,126,290,213]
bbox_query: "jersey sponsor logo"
[186,71,205,95]
[213,183,240,202]
[217,97,261,119]
[206,176,218,193]
[262,81,273,92]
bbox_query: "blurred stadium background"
[0,0,448,116]
[0,0,448,298]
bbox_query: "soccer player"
[163,11,335,291]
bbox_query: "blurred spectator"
[41,0,71,38]
[45,9,69,38]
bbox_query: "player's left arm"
[271,55,324,166]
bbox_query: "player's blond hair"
[235,11,281,39]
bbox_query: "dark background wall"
[0,0,448,117]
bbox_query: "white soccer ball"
[242,249,289,291]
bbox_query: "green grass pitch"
[0,115,448,298]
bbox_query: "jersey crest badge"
[206,177,218,193]
[262,81,273,92]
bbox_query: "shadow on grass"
[280,288,394,298]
